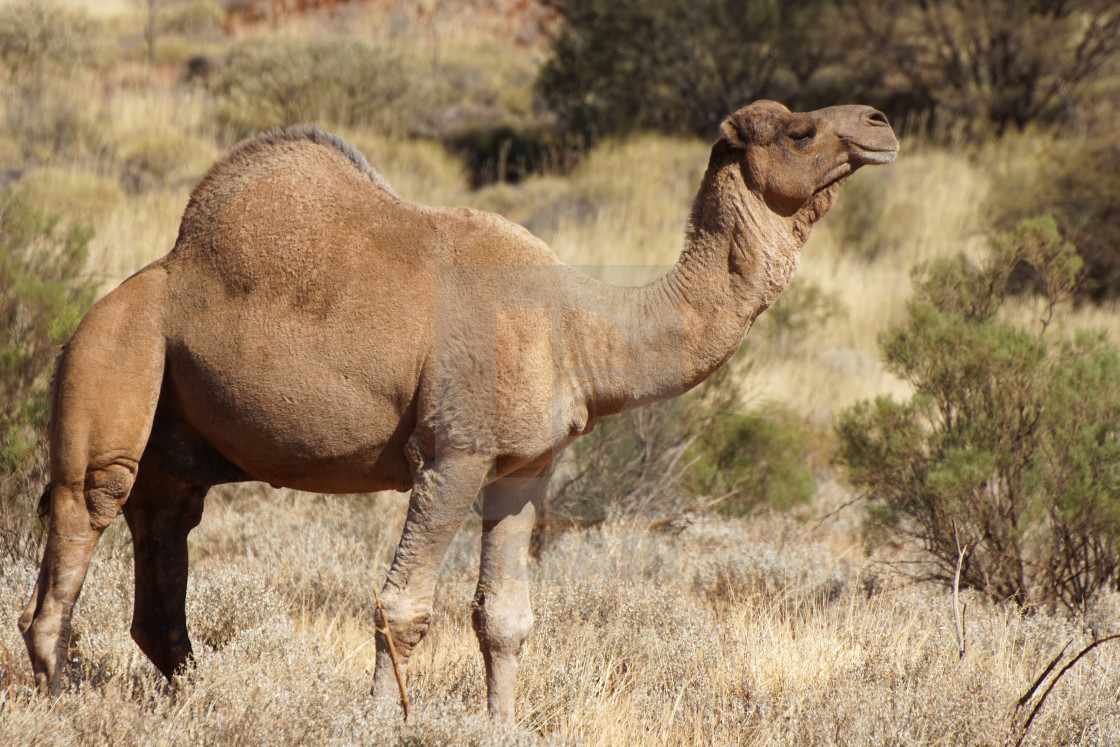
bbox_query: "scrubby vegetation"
[0,189,95,565]
[538,0,1120,141]
[838,217,1120,613]
[989,135,1120,302]
[2,0,1120,743]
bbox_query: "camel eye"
[789,124,817,149]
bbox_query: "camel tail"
[37,343,68,521]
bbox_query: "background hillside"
[2,1,1120,743]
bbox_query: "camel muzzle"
[815,105,900,167]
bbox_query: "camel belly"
[163,324,421,493]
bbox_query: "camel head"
[718,100,899,218]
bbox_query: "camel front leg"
[19,465,135,693]
[473,471,547,724]
[371,445,491,705]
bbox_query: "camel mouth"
[815,162,853,193]
[849,144,899,166]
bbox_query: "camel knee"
[82,464,134,531]
[471,589,533,659]
[371,588,433,701]
[377,590,432,658]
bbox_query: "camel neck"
[568,147,811,420]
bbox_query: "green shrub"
[989,137,1120,302]
[536,0,844,141]
[538,0,1120,141]
[0,189,96,564]
[683,405,818,514]
[545,361,818,530]
[836,216,1120,612]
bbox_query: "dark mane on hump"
[191,124,397,201]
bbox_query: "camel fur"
[19,100,897,722]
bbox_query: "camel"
[18,100,897,722]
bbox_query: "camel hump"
[189,124,395,206]
[171,125,399,260]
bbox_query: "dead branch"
[1016,640,1071,711]
[1015,634,1120,747]
[646,490,739,531]
[373,587,410,721]
[810,496,863,528]
[952,520,967,659]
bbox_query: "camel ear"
[719,111,758,150]
[719,115,748,149]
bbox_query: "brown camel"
[19,100,897,722]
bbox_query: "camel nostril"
[865,110,890,127]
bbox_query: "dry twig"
[646,491,738,531]
[373,587,410,721]
[952,520,967,659]
[1015,635,1120,747]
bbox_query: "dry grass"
[3,487,1119,745]
[4,2,1120,743]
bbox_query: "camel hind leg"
[122,459,208,679]
[17,267,167,694]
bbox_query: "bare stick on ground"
[1015,635,1120,746]
[952,521,967,660]
[374,588,410,721]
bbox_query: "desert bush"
[210,37,450,139]
[837,216,1120,612]
[844,0,1120,135]
[445,123,578,188]
[158,0,225,36]
[544,359,818,532]
[0,0,97,77]
[755,276,847,352]
[826,169,893,262]
[0,189,96,564]
[989,136,1120,302]
[116,129,216,192]
[4,76,107,164]
[537,0,844,141]
[18,168,125,224]
[539,0,1120,141]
